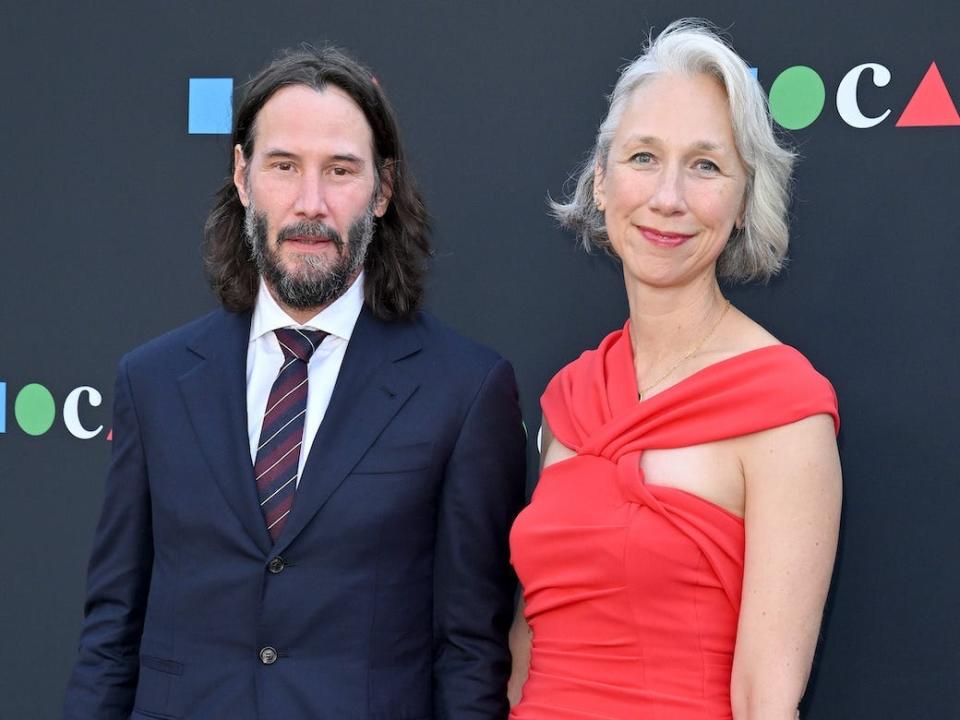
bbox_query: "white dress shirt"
[246,273,364,484]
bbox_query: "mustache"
[276,221,343,250]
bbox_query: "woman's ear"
[593,161,606,212]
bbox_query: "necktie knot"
[274,328,328,363]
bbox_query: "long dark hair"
[203,45,431,321]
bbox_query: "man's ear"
[374,160,394,217]
[233,144,250,207]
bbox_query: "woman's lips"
[637,226,694,248]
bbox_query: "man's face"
[233,84,391,311]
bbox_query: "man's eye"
[630,152,654,165]
[275,162,294,172]
[331,166,352,177]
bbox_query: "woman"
[509,20,842,720]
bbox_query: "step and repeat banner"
[2,2,958,717]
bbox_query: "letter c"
[63,386,104,439]
[837,63,891,128]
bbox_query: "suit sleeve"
[433,357,527,719]
[62,355,153,720]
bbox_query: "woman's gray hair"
[552,19,795,283]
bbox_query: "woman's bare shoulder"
[689,305,782,372]
[724,306,782,353]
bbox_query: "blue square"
[189,78,233,134]
[748,67,758,80]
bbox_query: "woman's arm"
[507,419,575,706]
[730,413,842,720]
[507,597,532,706]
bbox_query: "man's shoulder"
[392,310,519,416]
[122,307,247,372]
[405,310,506,375]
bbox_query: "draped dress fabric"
[510,322,839,719]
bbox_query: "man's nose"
[294,172,329,219]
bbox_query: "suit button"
[260,646,278,665]
[267,557,285,574]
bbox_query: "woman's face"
[595,72,748,290]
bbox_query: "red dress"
[510,322,839,719]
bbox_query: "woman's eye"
[630,152,654,165]
[695,159,720,173]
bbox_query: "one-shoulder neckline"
[622,319,796,407]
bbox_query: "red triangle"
[106,428,113,442]
[896,62,960,127]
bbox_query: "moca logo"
[186,62,959,136]
[762,61,960,130]
[0,381,111,440]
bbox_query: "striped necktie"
[255,327,327,541]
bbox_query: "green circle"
[14,383,56,436]
[769,66,826,130]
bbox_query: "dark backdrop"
[2,2,958,717]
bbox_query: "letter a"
[896,62,960,127]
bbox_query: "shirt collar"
[249,272,365,344]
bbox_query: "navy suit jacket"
[63,306,526,720]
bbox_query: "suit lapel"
[273,307,422,552]
[178,310,273,555]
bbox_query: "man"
[63,46,526,720]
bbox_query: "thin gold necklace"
[636,300,732,401]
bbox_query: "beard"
[244,200,376,310]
